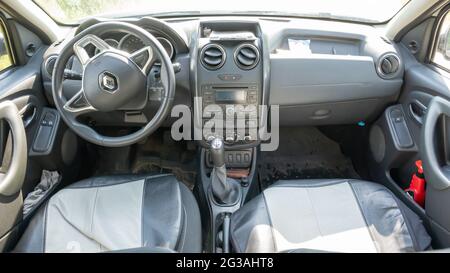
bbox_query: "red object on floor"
[405,160,426,208]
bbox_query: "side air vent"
[44,55,58,76]
[377,53,400,79]
[200,44,226,70]
[234,44,260,70]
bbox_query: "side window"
[432,11,450,70]
[0,19,13,73]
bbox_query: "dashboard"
[40,16,404,145]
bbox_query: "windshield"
[34,0,410,24]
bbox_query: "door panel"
[366,7,450,248]
[0,16,48,251]
[397,13,450,247]
[0,47,48,196]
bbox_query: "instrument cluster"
[96,31,175,61]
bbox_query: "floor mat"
[87,130,197,189]
[258,127,360,190]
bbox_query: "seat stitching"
[51,202,109,251]
[229,219,242,253]
[271,179,349,189]
[67,174,173,189]
[390,194,419,251]
[348,182,379,252]
[262,192,277,252]
[174,182,186,251]
[304,187,324,241]
[42,202,49,253]
[176,206,188,252]
[90,188,99,235]
[141,178,148,247]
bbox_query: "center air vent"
[234,44,260,70]
[378,53,400,79]
[200,44,226,70]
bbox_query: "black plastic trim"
[428,4,450,72]
[0,3,52,44]
[0,12,16,72]
[394,0,447,42]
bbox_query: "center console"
[193,20,266,148]
[201,83,259,144]
[191,20,267,252]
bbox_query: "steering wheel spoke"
[130,46,155,74]
[63,89,96,116]
[73,34,112,67]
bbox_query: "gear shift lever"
[210,138,240,205]
[210,138,225,168]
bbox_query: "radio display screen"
[215,90,247,103]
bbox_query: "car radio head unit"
[201,84,258,106]
[215,90,247,104]
[200,83,260,144]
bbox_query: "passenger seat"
[230,179,431,253]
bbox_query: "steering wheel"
[420,96,450,191]
[52,22,175,147]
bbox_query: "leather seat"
[231,179,432,253]
[14,174,201,253]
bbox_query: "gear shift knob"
[210,138,225,167]
[209,137,240,205]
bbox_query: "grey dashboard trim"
[269,54,402,105]
[42,16,405,129]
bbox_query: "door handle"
[420,96,450,190]
[19,103,37,128]
[409,100,427,125]
[0,101,27,196]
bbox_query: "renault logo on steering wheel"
[99,71,119,93]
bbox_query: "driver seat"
[14,174,201,253]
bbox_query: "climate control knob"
[225,134,235,143]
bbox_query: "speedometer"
[94,38,119,54]
[119,34,174,58]
[118,34,145,53]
